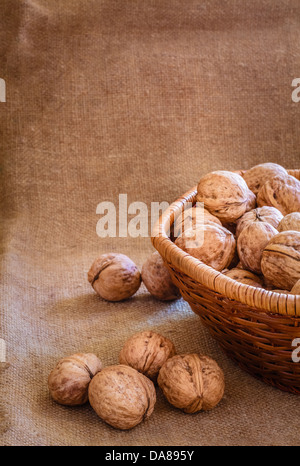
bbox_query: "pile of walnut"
[48,331,225,430]
[174,163,300,295]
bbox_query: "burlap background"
[1,0,300,446]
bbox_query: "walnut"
[237,222,278,274]
[261,231,300,290]
[257,175,300,216]
[291,279,300,295]
[88,364,156,430]
[175,223,236,271]
[236,206,283,238]
[278,212,300,233]
[48,353,102,406]
[196,170,256,223]
[119,330,176,381]
[223,268,263,288]
[173,205,221,238]
[88,253,141,301]
[157,354,225,413]
[243,162,288,195]
[141,251,180,301]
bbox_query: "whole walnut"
[223,268,263,288]
[236,206,283,238]
[257,174,300,216]
[88,253,141,301]
[119,330,176,381]
[278,212,300,233]
[48,353,102,406]
[175,223,236,271]
[196,170,256,223]
[88,364,156,430]
[141,251,180,301]
[243,162,288,195]
[261,231,300,290]
[237,221,278,274]
[157,354,225,413]
[173,205,221,238]
[291,279,300,295]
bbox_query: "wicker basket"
[151,169,300,394]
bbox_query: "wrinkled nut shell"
[141,251,180,301]
[88,365,156,430]
[119,330,176,381]
[257,175,300,216]
[291,279,300,295]
[88,253,141,301]
[278,212,300,233]
[175,223,236,271]
[261,231,300,290]
[48,353,102,406]
[173,205,222,238]
[196,170,256,223]
[237,222,278,274]
[236,206,283,238]
[223,268,263,288]
[243,162,288,195]
[157,354,225,413]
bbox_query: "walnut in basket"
[261,231,300,290]
[243,162,288,195]
[173,204,221,238]
[278,212,300,233]
[291,279,300,295]
[175,223,236,271]
[236,206,283,238]
[196,170,256,223]
[257,174,300,216]
[223,268,264,288]
[237,221,278,274]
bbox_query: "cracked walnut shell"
[257,174,300,216]
[119,330,176,381]
[243,162,288,195]
[196,170,256,223]
[88,253,141,301]
[157,354,225,413]
[261,231,300,290]
[237,221,278,274]
[48,353,102,406]
[175,223,236,271]
[141,251,180,301]
[88,364,156,430]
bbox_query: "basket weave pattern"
[152,169,300,394]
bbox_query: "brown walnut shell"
[175,223,236,271]
[141,251,180,301]
[157,354,225,413]
[261,231,300,290]
[237,222,278,274]
[48,353,102,406]
[243,162,288,195]
[291,279,300,295]
[88,253,141,301]
[257,175,300,216]
[278,212,300,233]
[88,364,156,430]
[196,170,256,223]
[236,206,283,238]
[119,330,176,381]
[173,205,222,238]
[223,268,263,288]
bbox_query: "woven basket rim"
[151,169,300,317]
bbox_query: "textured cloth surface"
[1,0,300,446]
